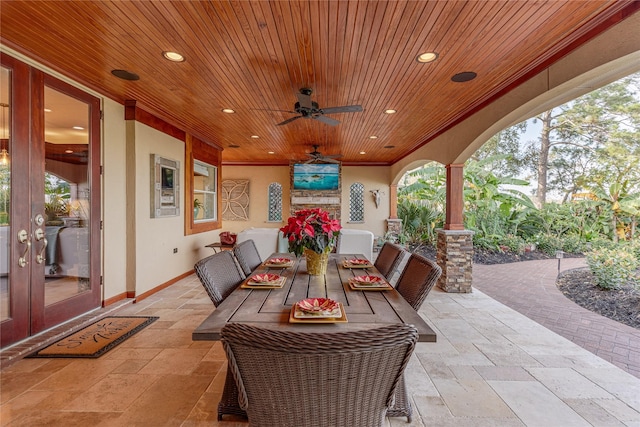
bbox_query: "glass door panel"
[43,87,91,306]
[0,67,10,322]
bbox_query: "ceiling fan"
[304,145,342,164]
[277,88,362,126]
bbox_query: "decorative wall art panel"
[222,179,250,221]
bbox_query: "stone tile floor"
[473,258,640,379]
[1,260,640,426]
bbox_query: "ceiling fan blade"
[304,156,341,164]
[296,92,313,110]
[313,115,340,126]
[322,153,343,159]
[277,116,302,126]
[320,105,363,114]
[321,157,342,164]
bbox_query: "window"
[193,160,217,222]
[349,182,364,222]
[185,135,222,235]
[268,182,282,222]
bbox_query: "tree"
[524,73,640,207]
[471,122,528,177]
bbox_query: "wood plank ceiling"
[0,1,637,165]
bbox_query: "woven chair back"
[374,242,406,280]
[222,323,418,427]
[233,239,262,276]
[194,251,244,307]
[395,253,442,310]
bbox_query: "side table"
[205,242,234,253]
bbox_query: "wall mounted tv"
[292,163,340,190]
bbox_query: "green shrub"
[501,234,526,254]
[586,248,639,290]
[535,234,564,256]
[473,235,500,252]
[588,237,617,251]
[561,235,587,254]
[628,240,640,262]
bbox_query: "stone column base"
[436,229,474,293]
[386,218,402,235]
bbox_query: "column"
[436,229,474,293]
[445,164,464,230]
[437,163,473,292]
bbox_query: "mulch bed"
[557,268,640,329]
[413,245,639,330]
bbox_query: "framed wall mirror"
[151,154,180,217]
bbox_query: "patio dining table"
[192,252,437,420]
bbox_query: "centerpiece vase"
[304,248,329,276]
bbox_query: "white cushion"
[236,228,281,261]
[337,229,374,261]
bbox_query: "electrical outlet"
[173,248,178,254]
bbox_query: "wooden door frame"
[0,54,102,347]
[0,54,32,347]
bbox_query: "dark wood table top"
[192,253,437,342]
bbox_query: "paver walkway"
[473,258,640,378]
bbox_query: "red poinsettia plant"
[280,208,342,256]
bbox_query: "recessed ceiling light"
[416,52,438,63]
[222,108,235,114]
[72,126,84,130]
[451,71,477,82]
[111,69,140,81]
[360,151,366,155]
[44,108,52,113]
[65,149,73,154]
[369,135,378,139]
[162,51,185,62]
[384,109,397,114]
[251,135,260,139]
[268,151,275,154]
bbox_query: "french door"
[0,54,101,348]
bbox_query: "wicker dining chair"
[374,242,406,282]
[194,250,248,420]
[385,253,441,422]
[221,323,418,427]
[233,239,263,276]
[194,250,245,307]
[395,252,442,311]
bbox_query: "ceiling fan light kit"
[277,88,362,126]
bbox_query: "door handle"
[34,227,47,264]
[34,227,45,241]
[36,237,48,264]
[18,230,31,267]
[17,229,28,243]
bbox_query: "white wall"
[103,103,222,299]
[221,164,391,240]
[221,166,290,234]
[341,166,390,238]
[131,123,217,295]
[101,98,127,300]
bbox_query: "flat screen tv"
[292,163,340,190]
